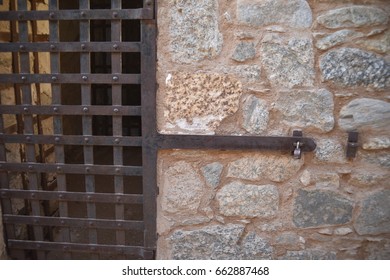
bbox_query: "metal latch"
[346,131,359,159]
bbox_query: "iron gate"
[0,0,156,259]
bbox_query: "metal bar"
[0,42,141,52]
[7,240,153,258]
[0,105,142,116]
[141,19,157,252]
[79,0,97,257]
[0,135,142,147]
[0,74,141,84]
[0,9,154,20]
[3,215,144,231]
[111,0,125,248]
[158,134,317,152]
[49,0,71,259]
[18,0,45,259]
[0,163,142,176]
[0,190,143,204]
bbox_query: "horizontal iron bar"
[7,240,153,258]
[157,134,317,152]
[0,9,153,20]
[0,135,142,147]
[0,105,141,116]
[0,74,140,84]
[0,42,141,52]
[0,189,143,204]
[3,215,144,231]
[0,163,142,176]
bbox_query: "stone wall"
[156,0,390,259]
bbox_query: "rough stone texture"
[163,72,242,134]
[357,30,390,54]
[242,95,269,134]
[314,173,340,188]
[315,30,363,50]
[300,170,312,186]
[294,189,354,228]
[320,48,390,89]
[315,139,346,163]
[275,89,334,132]
[275,232,305,251]
[231,42,256,62]
[317,6,389,29]
[227,153,304,183]
[362,152,390,168]
[168,224,272,259]
[237,0,312,28]
[355,190,390,235]
[160,161,205,215]
[218,65,261,81]
[339,98,390,132]
[334,227,353,236]
[261,35,314,88]
[366,240,390,260]
[169,0,222,63]
[283,250,337,260]
[201,162,223,189]
[216,182,279,218]
[363,137,390,150]
[349,169,390,187]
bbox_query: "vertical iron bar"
[49,0,71,259]
[0,97,25,259]
[111,0,125,249]
[17,0,45,259]
[141,19,157,253]
[79,0,98,259]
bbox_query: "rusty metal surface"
[0,9,154,20]
[0,74,141,84]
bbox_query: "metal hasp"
[346,131,359,159]
[156,130,316,158]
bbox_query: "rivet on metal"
[113,12,118,18]
[113,44,119,50]
[57,166,62,172]
[83,107,89,112]
[81,11,86,17]
[21,76,27,81]
[18,14,24,20]
[117,196,121,202]
[115,168,120,173]
[31,193,36,198]
[117,222,122,227]
[84,137,89,144]
[49,12,55,19]
[86,167,90,172]
[53,107,58,113]
[54,137,60,143]
[82,75,88,81]
[112,76,119,82]
[89,221,94,226]
[113,108,119,113]
[19,45,26,51]
[81,44,86,50]
[28,165,33,170]
[146,0,152,6]
[87,195,92,201]
[114,138,120,144]
[59,194,64,199]
[50,44,56,50]
[26,136,32,142]
[23,107,29,112]
[51,76,57,82]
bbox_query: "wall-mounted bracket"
[346,131,359,159]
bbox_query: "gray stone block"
[293,189,354,228]
[355,190,390,235]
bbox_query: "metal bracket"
[346,131,359,159]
